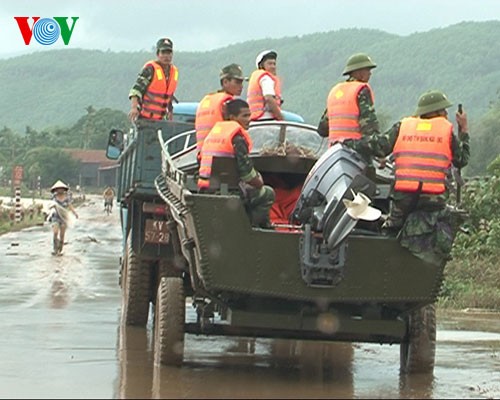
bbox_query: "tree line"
[0,21,499,183]
[0,108,128,189]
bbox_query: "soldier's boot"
[248,186,275,229]
[381,200,406,236]
[251,212,274,230]
[381,218,403,236]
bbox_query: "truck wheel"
[154,277,185,366]
[121,233,151,327]
[400,304,436,374]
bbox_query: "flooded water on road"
[0,196,498,399]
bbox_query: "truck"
[105,105,194,327]
[108,105,462,375]
[149,117,463,375]
[106,103,305,327]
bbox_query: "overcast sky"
[1,0,499,58]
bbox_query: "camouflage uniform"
[372,119,470,225]
[317,77,381,164]
[128,65,171,102]
[232,135,275,228]
[372,119,470,265]
[398,207,462,266]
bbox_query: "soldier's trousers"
[382,196,412,231]
[382,192,446,232]
[245,185,275,228]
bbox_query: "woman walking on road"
[48,180,78,255]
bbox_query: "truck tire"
[121,233,152,327]
[154,277,185,366]
[400,304,436,374]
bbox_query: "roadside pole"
[12,165,24,223]
[15,187,21,223]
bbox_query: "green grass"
[439,254,500,310]
[0,213,46,236]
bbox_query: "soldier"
[317,52,381,164]
[372,90,470,238]
[247,50,283,121]
[128,38,179,122]
[198,99,275,228]
[195,63,246,161]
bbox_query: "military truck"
[151,117,462,375]
[105,104,197,327]
[106,103,305,328]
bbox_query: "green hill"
[1,21,500,132]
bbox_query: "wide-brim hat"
[414,90,453,116]
[342,53,377,75]
[343,191,381,221]
[50,180,69,192]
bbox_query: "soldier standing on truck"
[372,90,470,236]
[247,50,283,121]
[128,38,179,123]
[195,63,246,162]
[317,52,381,165]
[198,99,275,229]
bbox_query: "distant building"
[64,149,119,188]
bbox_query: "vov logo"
[14,17,79,46]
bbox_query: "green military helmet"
[414,90,453,116]
[220,63,246,81]
[342,53,377,75]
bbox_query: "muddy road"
[0,196,498,399]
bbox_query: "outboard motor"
[292,143,380,287]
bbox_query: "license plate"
[144,219,170,244]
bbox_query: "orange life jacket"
[247,69,282,121]
[327,81,374,146]
[198,121,252,189]
[140,61,178,120]
[393,116,453,194]
[195,92,234,153]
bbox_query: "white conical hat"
[342,190,381,221]
[50,180,69,192]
